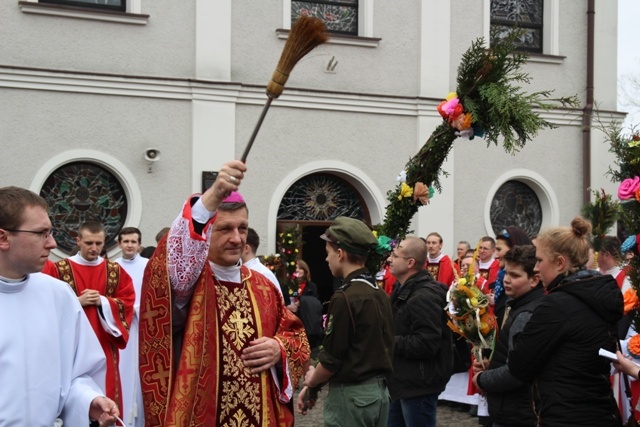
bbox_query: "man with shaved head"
[386,236,453,427]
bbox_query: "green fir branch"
[369,30,579,271]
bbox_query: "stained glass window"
[278,173,367,221]
[489,180,542,237]
[490,0,543,53]
[40,0,126,12]
[292,0,358,36]
[40,162,128,253]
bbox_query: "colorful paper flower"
[396,170,407,183]
[618,176,640,200]
[413,182,429,205]
[452,112,473,131]
[375,235,394,255]
[629,335,640,359]
[437,94,460,120]
[398,182,413,200]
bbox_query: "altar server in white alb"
[115,226,148,427]
[0,186,120,426]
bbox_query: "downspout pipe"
[582,0,595,204]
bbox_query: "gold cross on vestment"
[223,310,255,349]
[151,357,170,392]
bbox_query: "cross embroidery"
[151,357,171,392]
[223,310,255,349]
[142,300,161,334]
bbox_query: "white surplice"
[115,254,148,427]
[0,272,106,426]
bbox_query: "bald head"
[389,236,427,284]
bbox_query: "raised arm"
[167,161,247,307]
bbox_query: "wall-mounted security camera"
[144,148,161,162]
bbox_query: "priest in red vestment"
[424,232,456,287]
[477,236,500,284]
[47,221,135,413]
[139,160,309,427]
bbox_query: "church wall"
[230,0,422,97]
[0,0,196,78]
[0,88,192,257]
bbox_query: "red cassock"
[47,258,135,410]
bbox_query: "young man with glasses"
[0,186,120,425]
[386,236,453,427]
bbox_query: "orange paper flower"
[413,182,429,205]
[636,188,640,203]
[629,334,640,358]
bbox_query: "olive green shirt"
[319,268,394,383]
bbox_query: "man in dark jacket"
[386,236,453,427]
[472,245,543,426]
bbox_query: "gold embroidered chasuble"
[139,230,309,426]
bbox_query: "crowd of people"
[1,160,638,426]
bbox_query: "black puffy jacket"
[478,284,544,426]
[386,270,453,400]
[508,270,623,427]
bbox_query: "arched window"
[489,180,542,237]
[40,161,128,253]
[278,173,368,221]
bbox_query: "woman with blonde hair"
[508,217,624,426]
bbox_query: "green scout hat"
[320,217,377,255]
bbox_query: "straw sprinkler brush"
[240,16,329,163]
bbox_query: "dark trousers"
[387,393,438,427]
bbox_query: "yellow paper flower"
[458,278,467,286]
[398,182,413,200]
[446,92,457,101]
[413,182,429,205]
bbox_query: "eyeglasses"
[4,228,53,240]
[390,251,411,260]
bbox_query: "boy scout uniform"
[319,217,394,427]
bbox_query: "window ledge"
[276,28,381,48]
[526,53,566,65]
[18,1,149,25]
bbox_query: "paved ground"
[293,388,481,426]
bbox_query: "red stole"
[425,255,456,287]
[51,259,134,410]
[139,239,309,426]
[479,259,500,284]
[616,270,628,290]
